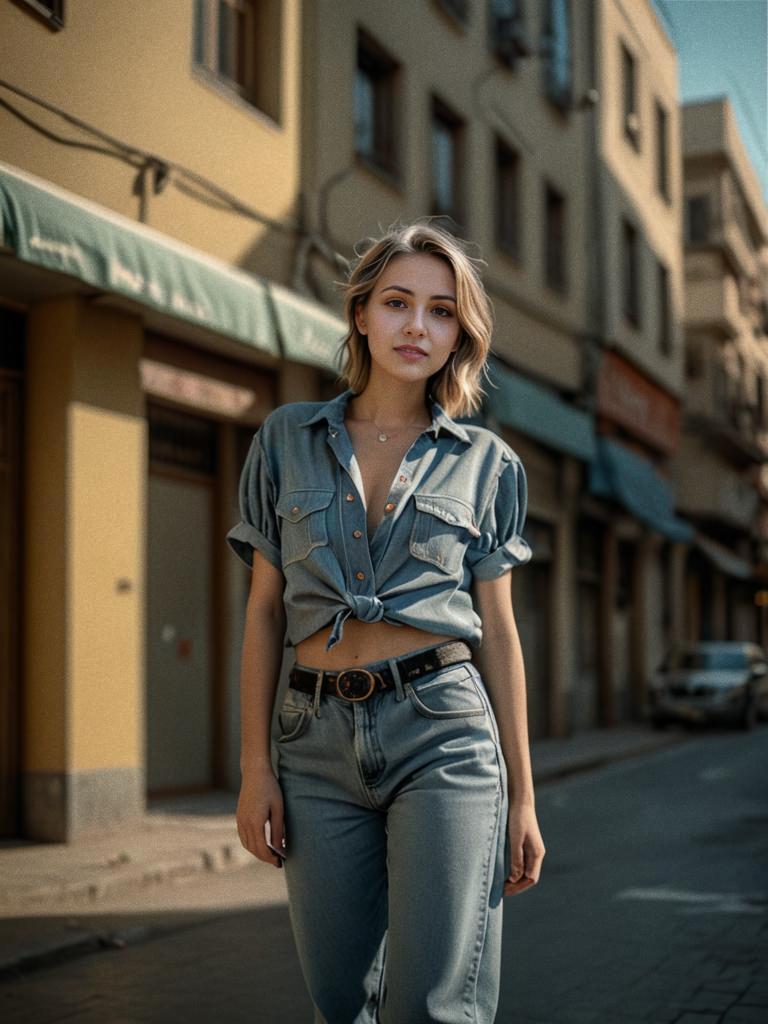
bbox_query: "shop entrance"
[146,403,219,795]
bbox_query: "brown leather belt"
[288,640,473,702]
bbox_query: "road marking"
[615,886,767,914]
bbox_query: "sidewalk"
[0,723,686,979]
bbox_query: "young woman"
[227,221,545,1023]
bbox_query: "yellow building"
[0,0,342,840]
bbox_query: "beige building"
[298,0,690,733]
[584,0,691,726]
[675,97,768,642]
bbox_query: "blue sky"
[651,0,768,201]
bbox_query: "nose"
[404,307,427,336]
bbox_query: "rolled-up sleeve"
[466,455,532,580]
[226,428,282,571]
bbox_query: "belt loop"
[386,656,405,702]
[312,669,324,718]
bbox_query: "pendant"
[378,433,389,443]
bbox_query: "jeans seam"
[462,780,503,1022]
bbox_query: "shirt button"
[353,530,363,539]
[399,475,407,482]
[291,505,300,516]
[384,502,395,512]
[346,492,355,502]
[355,571,366,580]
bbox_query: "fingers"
[236,794,286,869]
[504,832,546,897]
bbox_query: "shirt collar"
[298,387,471,443]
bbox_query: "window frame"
[621,40,640,151]
[13,0,64,29]
[541,0,573,114]
[655,99,670,203]
[430,95,466,231]
[354,29,401,182]
[192,0,282,124]
[543,180,567,294]
[495,135,522,259]
[657,259,671,355]
[622,217,641,328]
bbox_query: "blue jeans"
[275,642,510,1023]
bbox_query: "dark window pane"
[496,138,520,256]
[545,184,566,292]
[656,101,669,200]
[686,195,710,243]
[623,219,640,326]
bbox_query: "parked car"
[647,642,768,730]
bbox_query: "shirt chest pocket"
[276,489,335,567]
[409,493,481,576]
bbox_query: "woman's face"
[354,252,461,386]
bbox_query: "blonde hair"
[336,220,494,418]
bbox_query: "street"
[2,725,767,1024]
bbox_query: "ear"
[354,301,367,336]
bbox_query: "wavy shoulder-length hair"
[335,220,494,418]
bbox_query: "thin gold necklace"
[349,414,431,444]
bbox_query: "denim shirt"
[226,387,532,653]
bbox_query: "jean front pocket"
[276,489,334,567]
[409,493,481,576]
[276,688,314,743]
[406,663,487,720]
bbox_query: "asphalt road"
[2,724,767,1024]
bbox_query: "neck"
[348,377,432,428]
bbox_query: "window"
[621,41,640,150]
[193,0,282,122]
[686,195,710,243]
[431,97,465,229]
[489,0,530,67]
[657,260,671,355]
[622,218,641,327]
[655,100,669,202]
[354,31,399,178]
[542,0,572,112]
[544,183,567,293]
[495,137,521,257]
[15,0,64,28]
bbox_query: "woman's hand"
[504,802,545,897]
[236,761,286,868]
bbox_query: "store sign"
[596,351,680,454]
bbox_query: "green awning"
[589,436,695,542]
[484,355,597,461]
[268,280,346,373]
[0,160,346,368]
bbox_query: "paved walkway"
[0,723,687,978]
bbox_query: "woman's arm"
[471,572,546,894]
[236,548,287,867]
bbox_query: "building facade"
[676,97,768,644]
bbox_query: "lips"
[395,345,427,356]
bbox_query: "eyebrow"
[380,285,456,302]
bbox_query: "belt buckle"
[335,667,380,702]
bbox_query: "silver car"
[647,642,768,730]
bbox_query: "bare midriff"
[294,618,460,670]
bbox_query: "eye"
[432,306,453,317]
[385,298,406,309]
